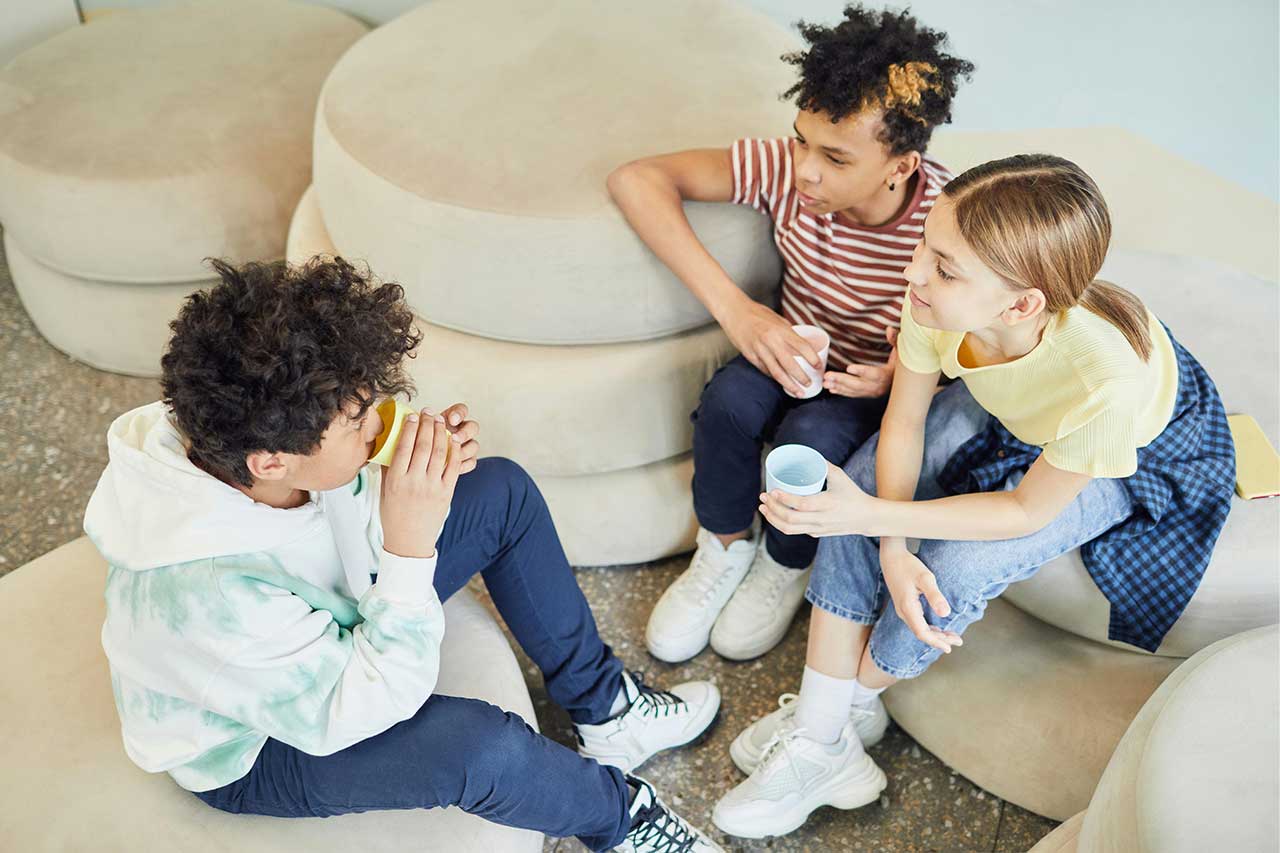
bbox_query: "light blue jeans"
[805,382,1134,680]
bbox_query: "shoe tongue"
[627,778,658,823]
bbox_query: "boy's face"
[249,399,385,494]
[791,108,906,216]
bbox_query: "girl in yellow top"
[709,154,1235,840]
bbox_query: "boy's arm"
[201,549,446,757]
[607,148,820,394]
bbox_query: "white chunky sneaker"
[712,719,886,839]
[645,529,757,662]
[710,546,810,660]
[728,693,890,775]
[577,671,721,774]
[616,776,724,852]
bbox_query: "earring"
[889,181,896,191]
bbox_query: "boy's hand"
[438,402,480,474]
[380,410,463,559]
[823,327,897,398]
[722,300,822,397]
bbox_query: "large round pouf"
[882,598,1182,821]
[0,0,367,375]
[0,537,542,852]
[1079,625,1279,853]
[1002,251,1279,656]
[1028,812,1085,853]
[286,186,733,476]
[313,0,793,344]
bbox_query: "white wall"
[62,0,1280,201]
[1,0,80,67]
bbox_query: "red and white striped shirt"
[731,137,952,369]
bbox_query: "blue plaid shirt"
[937,328,1236,652]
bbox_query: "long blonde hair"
[943,154,1152,360]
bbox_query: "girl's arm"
[762,437,1093,542]
[872,361,939,552]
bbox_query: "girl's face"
[902,194,1031,332]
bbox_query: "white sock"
[849,678,886,710]
[794,666,858,745]
[607,672,634,717]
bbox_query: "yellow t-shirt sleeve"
[896,291,943,374]
[1041,398,1139,478]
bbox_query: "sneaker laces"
[755,722,810,788]
[679,543,742,606]
[735,558,792,607]
[628,671,687,719]
[626,797,701,853]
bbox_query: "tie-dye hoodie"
[83,401,446,792]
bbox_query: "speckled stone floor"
[0,228,1058,851]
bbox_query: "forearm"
[875,417,925,556]
[868,490,1042,542]
[609,165,747,323]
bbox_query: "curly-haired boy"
[609,4,973,665]
[84,258,724,852]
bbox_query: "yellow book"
[1228,414,1280,500]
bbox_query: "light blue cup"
[765,444,828,496]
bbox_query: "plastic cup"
[788,324,830,399]
[368,399,452,467]
[765,444,828,496]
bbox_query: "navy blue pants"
[692,355,888,568]
[195,458,631,851]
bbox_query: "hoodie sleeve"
[199,549,446,757]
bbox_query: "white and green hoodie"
[84,401,446,792]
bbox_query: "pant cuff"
[804,588,879,625]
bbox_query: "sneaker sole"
[713,756,887,839]
[709,618,794,661]
[644,627,713,663]
[584,686,724,774]
[728,713,890,776]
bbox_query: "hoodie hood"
[84,401,335,572]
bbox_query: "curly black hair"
[161,256,423,488]
[782,4,974,155]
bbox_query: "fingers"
[822,371,882,398]
[885,326,899,347]
[406,410,438,472]
[390,411,420,473]
[901,599,957,654]
[441,402,469,428]
[426,419,450,478]
[785,327,822,368]
[756,349,806,397]
[441,427,464,488]
[768,340,816,389]
[450,418,480,445]
[919,572,952,618]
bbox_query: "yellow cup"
[369,400,457,467]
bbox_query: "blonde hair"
[863,61,943,125]
[944,154,1152,360]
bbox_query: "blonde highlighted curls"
[869,62,944,124]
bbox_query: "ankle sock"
[794,665,857,745]
[607,672,635,717]
[849,678,887,710]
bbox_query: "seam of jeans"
[804,588,878,624]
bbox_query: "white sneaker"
[710,546,810,660]
[728,693,890,775]
[645,529,757,662]
[712,719,886,839]
[616,776,724,852]
[577,671,721,774]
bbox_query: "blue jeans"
[692,355,888,568]
[194,458,631,851]
[805,383,1134,679]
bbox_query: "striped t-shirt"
[731,137,953,369]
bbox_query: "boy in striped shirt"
[608,5,973,662]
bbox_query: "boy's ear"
[890,150,921,185]
[246,450,289,482]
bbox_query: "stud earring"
[889,181,896,191]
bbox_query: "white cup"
[788,324,830,399]
[765,444,828,496]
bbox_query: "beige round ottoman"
[0,537,542,852]
[883,599,1182,820]
[1002,251,1279,657]
[1079,625,1279,853]
[0,0,366,375]
[312,0,791,344]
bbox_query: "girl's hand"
[881,547,964,654]
[822,327,898,399]
[437,402,480,474]
[758,462,876,538]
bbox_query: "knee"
[693,360,776,439]
[775,407,839,456]
[411,698,530,808]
